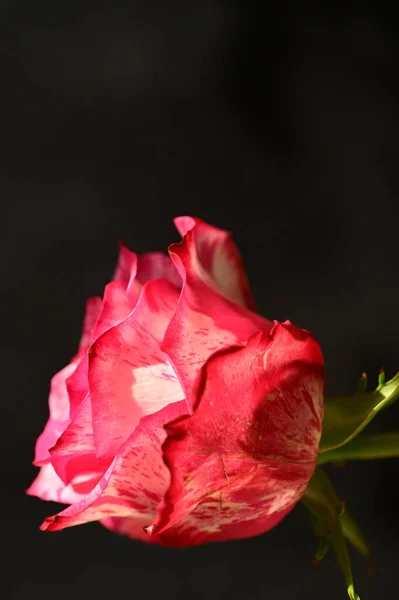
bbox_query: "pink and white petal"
[65,355,89,420]
[35,293,104,466]
[112,243,137,289]
[27,463,86,505]
[163,229,272,404]
[151,323,324,542]
[91,281,133,342]
[50,394,101,489]
[41,400,187,533]
[33,362,79,465]
[89,278,184,463]
[78,297,103,352]
[137,252,181,288]
[66,281,139,422]
[174,216,255,310]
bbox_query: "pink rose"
[28,216,324,546]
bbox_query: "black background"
[3,2,399,599]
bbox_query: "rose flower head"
[28,216,324,546]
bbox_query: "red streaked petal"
[100,516,159,543]
[40,401,187,533]
[151,322,324,544]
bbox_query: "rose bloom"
[28,216,324,546]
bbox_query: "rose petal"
[33,294,103,466]
[151,322,324,545]
[91,281,133,342]
[26,463,87,505]
[100,517,158,543]
[78,297,103,352]
[112,243,137,289]
[40,401,187,533]
[33,362,78,466]
[50,394,102,487]
[174,216,255,309]
[137,252,181,288]
[163,224,272,405]
[48,282,138,489]
[89,278,185,463]
[64,355,89,420]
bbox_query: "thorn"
[378,367,385,387]
[312,557,320,567]
[356,372,368,394]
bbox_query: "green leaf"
[318,431,399,464]
[302,467,360,600]
[306,510,330,565]
[320,371,399,452]
[340,510,371,560]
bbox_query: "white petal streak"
[131,362,182,415]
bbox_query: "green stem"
[318,431,399,465]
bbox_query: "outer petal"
[78,297,103,352]
[31,245,140,493]
[174,216,255,309]
[33,296,102,466]
[100,516,158,543]
[112,242,137,290]
[66,279,138,421]
[163,224,272,405]
[89,279,185,463]
[150,322,324,545]
[64,355,89,421]
[50,394,102,489]
[26,463,88,505]
[33,362,79,466]
[50,280,138,485]
[40,401,187,533]
[91,281,133,341]
[137,252,181,288]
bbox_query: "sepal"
[318,431,399,464]
[302,467,369,600]
[320,371,399,452]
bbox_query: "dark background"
[3,2,399,598]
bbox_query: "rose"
[28,216,324,546]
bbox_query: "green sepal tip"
[377,368,385,390]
